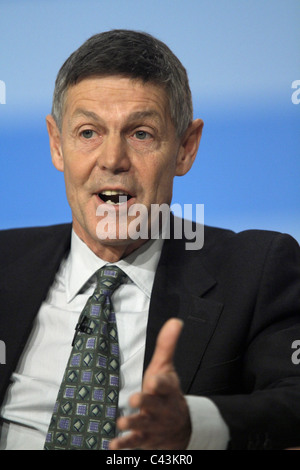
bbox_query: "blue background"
[0,0,299,242]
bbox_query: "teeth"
[101,190,128,196]
[105,198,127,205]
[99,189,131,205]
[106,200,118,205]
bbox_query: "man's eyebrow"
[71,109,102,122]
[125,110,163,123]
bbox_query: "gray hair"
[51,29,193,137]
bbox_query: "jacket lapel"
[143,231,224,394]
[0,224,72,405]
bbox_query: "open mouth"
[98,190,133,205]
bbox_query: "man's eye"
[134,130,151,140]
[81,129,95,139]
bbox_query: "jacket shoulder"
[0,223,72,265]
[204,225,299,251]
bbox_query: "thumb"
[145,318,184,377]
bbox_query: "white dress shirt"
[0,231,229,450]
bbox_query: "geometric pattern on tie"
[44,266,126,450]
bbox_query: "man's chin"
[95,235,144,245]
[95,229,150,246]
[94,233,150,260]
[72,218,152,260]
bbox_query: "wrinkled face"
[47,76,201,260]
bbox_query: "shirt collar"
[65,230,164,303]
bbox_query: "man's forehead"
[71,107,164,124]
[65,76,168,103]
[62,75,171,122]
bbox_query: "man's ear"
[175,119,203,176]
[46,114,64,172]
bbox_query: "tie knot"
[95,265,126,297]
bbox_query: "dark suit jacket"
[0,222,300,450]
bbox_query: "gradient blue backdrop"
[0,0,299,242]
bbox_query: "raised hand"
[109,318,191,450]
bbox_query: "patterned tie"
[44,266,126,450]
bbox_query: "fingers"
[109,410,153,450]
[109,389,191,450]
[110,430,145,450]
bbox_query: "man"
[0,29,300,451]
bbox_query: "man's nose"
[97,134,130,173]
